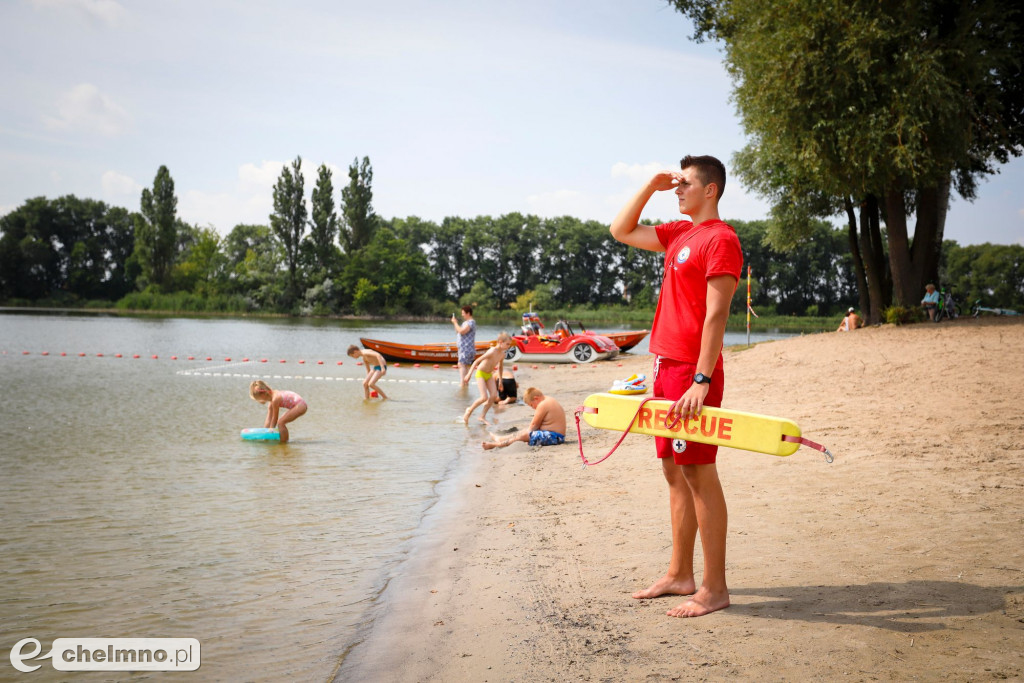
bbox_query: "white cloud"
[525,189,595,219]
[178,160,346,233]
[610,161,674,184]
[43,83,132,137]
[101,170,142,200]
[30,0,125,27]
[238,161,286,194]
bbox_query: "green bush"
[883,305,917,325]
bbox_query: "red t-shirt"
[648,219,743,366]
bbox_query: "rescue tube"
[581,392,801,456]
[241,427,280,441]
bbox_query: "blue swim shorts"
[529,430,565,447]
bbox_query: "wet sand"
[337,317,1024,681]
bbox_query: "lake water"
[0,312,791,680]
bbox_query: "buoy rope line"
[2,352,463,386]
[178,369,462,386]
[174,361,463,386]
[4,349,601,371]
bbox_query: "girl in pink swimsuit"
[249,380,308,443]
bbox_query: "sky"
[1,0,1021,246]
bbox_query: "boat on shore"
[359,337,491,364]
[602,329,649,352]
[360,326,648,364]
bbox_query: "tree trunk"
[911,179,950,289]
[884,190,917,306]
[886,179,951,310]
[844,197,870,318]
[858,194,888,324]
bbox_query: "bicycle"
[971,299,1021,317]
[934,286,959,322]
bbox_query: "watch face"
[694,373,709,384]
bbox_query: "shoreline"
[337,318,1024,681]
[0,306,835,334]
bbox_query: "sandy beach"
[337,317,1024,681]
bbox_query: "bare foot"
[632,574,696,600]
[481,442,496,450]
[666,587,730,618]
[477,416,490,425]
[463,409,471,425]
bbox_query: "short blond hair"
[524,387,543,404]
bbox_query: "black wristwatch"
[693,372,711,385]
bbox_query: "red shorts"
[652,357,725,465]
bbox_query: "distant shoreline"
[0,305,834,334]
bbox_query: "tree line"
[1,157,1021,318]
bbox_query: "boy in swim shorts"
[347,345,389,400]
[481,387,566,450]
[463,332,511,425]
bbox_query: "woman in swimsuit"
[347,345,389,400]
[249,380,308,443]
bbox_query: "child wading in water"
[347,345,389,400]
[463,332,512,425]
[249,380,307,443]
[482,387,566,449]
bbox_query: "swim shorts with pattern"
[529,430,565,447]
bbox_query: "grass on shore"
[2,298,837,335]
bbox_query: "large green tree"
[133,165,178,291]
[339,156,378,254]
[341,226,437,314]
[222,223,284,308]
[269,156,308,303]
[306,163,340,279]
[671,0,1024,320]
[0,196,135,301]
[942,242,1024,310]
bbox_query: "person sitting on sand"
[837,307,863,332]
[463,333,511,425]
[922,284,940,321]
[347,345,389,400]
[497,365,518,405]
[482,387,566,450]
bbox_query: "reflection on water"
[0,313,792,680]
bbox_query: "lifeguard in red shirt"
[610,155,742,619]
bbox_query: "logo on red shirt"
[675,245,691,266]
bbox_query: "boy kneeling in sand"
[482,387,566,450]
